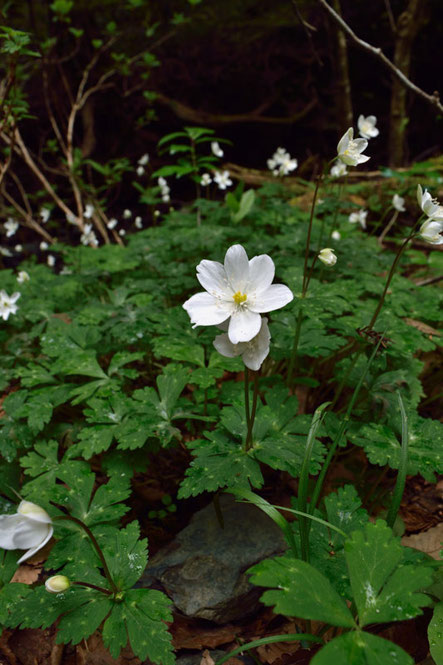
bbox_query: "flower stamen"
[233,291,247,305]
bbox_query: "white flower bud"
[45,575,70,594]
[318,248,337,266]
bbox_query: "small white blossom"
[201,173,212,186]
[123,209,132,219]
[392,194,405,212]
[267,147,298,177]
[0,501,53,564]
[17,271,30,283]
[162,193,170,203]
[138,153,149,166]
[60,267,72,275]
[66,212,78,226]
[40,208,51,223]
[211,141,224,158]
[349,209,368,230]
[134,216,143,229]
[417,185,443,221]
[331,230,341,241]
[47,255,56,267]
[84,204,95,219]
[80,224,98,247]
[213,170,233,190]
[118,228,126,237]
[318,248,337,266]
[214,317,271,371]
[45,575,70,594]
[158,177,171,201]
[136,165,145,177]
[0,247,12,257]
[330,160,348,178]
[40,241,49,251]
[357,115,379,140]
[107,218,118,230]
[4,218,19,238]
[183,244,293,344]
[153,210,161,218]
[14,244,23,253]
[420,219,443,245]
[0,290,20,321]
[337,128,370,167]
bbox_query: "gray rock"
[175,649,255,665]
[139,494,287,623]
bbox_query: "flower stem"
[302,175,322,294]
[244,368,251,438]
[245,371,259,451]
[72,581,112,595]
[54,514,118,594]
[286,306,303,386]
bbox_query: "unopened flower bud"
[45,575,70,594]
[318,248,337,266]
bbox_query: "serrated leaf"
[248,556,355,628]
[121,589,174,664]
[56,593,112,645]
[429,602,443,665]
[311,631,413,665]
[345,521,433,626]
[102,522,147,590]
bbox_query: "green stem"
[287,306,303,386]
[386,393,408,528]
[215,634,322,665]
[302,176,322,294]
[244,368,251,446]
[54,514,118,594]
[72,581,112,595]
[245,371,259,451]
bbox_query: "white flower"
[267,147,298,176]
[331,230,341,241]
[214,317,271,371]
[14,245,23,253]
[47,255,56,267]
[107,218,118,230]
[83,204,95,219]
[201,173,212,186]
[337,128,370,166]
[134,216,143,229]
[417,185,443,220]
[40,208,51,223]
[136,165,145,177]
[0,501,53,564]
[138,153,149,166]
[0,247,12,257]
[357,115,379,140]
[420,219,443,245]
[80,224,98,247]
[158,177,171,201]
[183,244,293,344]
[162,193,170,203]
[318,248,337,266]
[211,141,224,158]
[40,241,49,251]
[45,575,70,594]
[349,209,368,230]
[17,271,30,283]
[213,170,233,190]
[4,218,19,238]
[123,209,132,219]
[118,229,126,236]
[0,290,20,321]
[392,194,405,212]
[330,161,348,178]
[66,212,78,226]
[158,177,168,188]
[60,267,72,275]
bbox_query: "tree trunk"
[388,0,427,166]
[331,0,353,133]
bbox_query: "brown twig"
[1,186,54,243]
[316,0,443,114]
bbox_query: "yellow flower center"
[233,291,247,305]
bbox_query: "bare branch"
[1,186,54,243]
[316,0,443,114]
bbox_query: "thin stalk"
[54,514,118,594]
[245,372,260,451]
[287,307,303,386]
[386,393,409,528]
[215,634,322,665]
[302,176,323,294]
[244,369,251,444]
[72,581,112,595]
[190,138,202,226]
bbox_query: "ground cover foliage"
[0,169,442,663]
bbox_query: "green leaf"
[102,522,147,590]
[248,556,356,627]
[344,520,433,626]
[232,190,255,223]
[429,602,443,665]
[311,631,413,665]
[56,593,112,645]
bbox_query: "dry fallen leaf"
[403,318,440,337]
[402,523,443,560]
[200,650,216,665]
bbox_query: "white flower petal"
[0,515,26,549]
[18,500,52,524]
[241,318,271,371]
[196,259,230,298]
[228,309,261,344]
[249,284,294,313]
[17,525,53,564]
[224,244,250,292]
[183,292,234,327]
[213,332,240,358]
[247,255,275,294]
[13,520,51,549]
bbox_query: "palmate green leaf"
[178,431,264,498]
[344,520,433,626]
[429,602,443,665]
[45,525,111,573]
[102,522,147,590]
[311,631,413,665]
[56,593,112,645]
[248,556,356,628]
[0,551,32,626]
[102,589,174,664]
[347,415,443,481]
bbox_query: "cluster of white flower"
[267,147,298,177]
[183,244,293,370]
[348,208,368,230]
[136,153,149,176]
[80,223,99,247]
[0,289,20,321]
[213,170,233,190]
[0,501,53,563]
[4,218,19,238]
[158,177,171,202]
[417,185,443,245]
